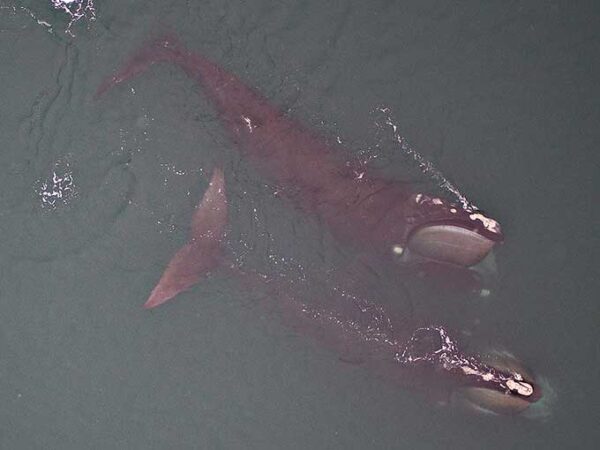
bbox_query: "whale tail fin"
[95,34,186,99]
[144,168,227,309]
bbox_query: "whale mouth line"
[406,222,498,267]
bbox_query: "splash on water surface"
[50,0,95,35]
[36,160,76,208]
[375,106,477,212]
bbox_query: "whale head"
[449,350,552,418]
[396,194,504,267]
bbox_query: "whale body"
[97,35,504,294]
[96,36,542,415]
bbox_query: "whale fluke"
[144,168,227,309]
[95,34,185,99]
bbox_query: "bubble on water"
[1,1,95,36]
[35,160,77,209]
[50,0,96,36]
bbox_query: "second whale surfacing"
[97,36,546,416]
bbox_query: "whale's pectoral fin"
[144,168,227,309]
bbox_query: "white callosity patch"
[506,378,534,397]
[397,326,534,398]
[377,107,504,238]
[413,192,451,209]
[413,192,502,236]
[469,212,501,234]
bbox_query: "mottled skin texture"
[96,37,539,413]
[97,36,502,261]
[140,167,539,412]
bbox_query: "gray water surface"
[0,1,598,449]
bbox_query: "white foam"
[376,106,477,212]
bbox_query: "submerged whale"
[97,36,543,415]
[141,166,542,416]
[97,36,503,279]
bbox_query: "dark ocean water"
[0,1,598,449]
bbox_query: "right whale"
[142,167,544,416]
[97,36,503,276]
[96,36,547,416]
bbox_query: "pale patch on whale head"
[451,350,552,419]
[469,212,501,234]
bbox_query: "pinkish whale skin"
[141,167,543,415]
[144,168,227,309]
[97,37,543,417]
[96,35,503,273]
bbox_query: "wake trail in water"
[376,106,477,212]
